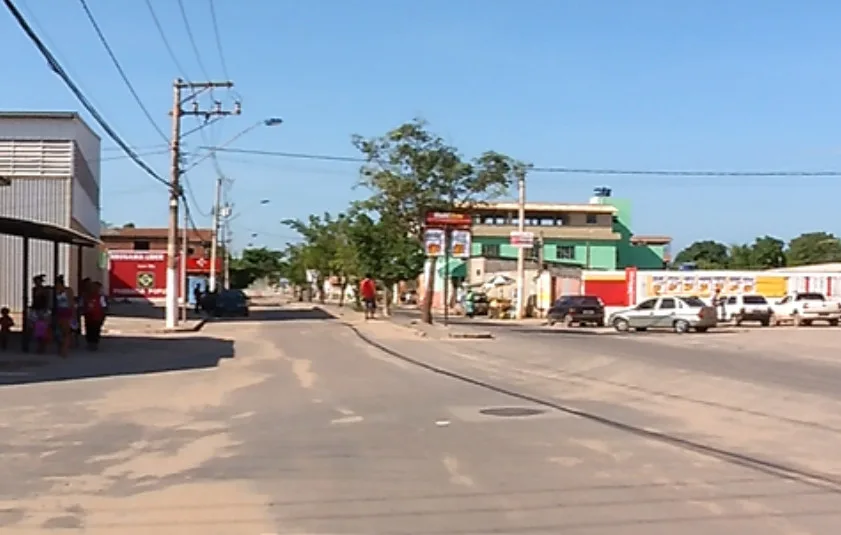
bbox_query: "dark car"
[547,295,605,327]
[205,289,250,317]
[472,292,490,316]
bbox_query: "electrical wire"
[203,146,841,178]
[3,0,170,188]
[208,0,229,80]
[143,0,191,78]
[77,0,168,143]
[176,0,212,80]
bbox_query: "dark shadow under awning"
[0,216,99,247]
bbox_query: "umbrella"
[484,274,515,288]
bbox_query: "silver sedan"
[609,296,718,334]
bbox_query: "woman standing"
[53,275,75,357]
[83,281,107,351]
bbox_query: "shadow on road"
[0,333,234,386]
[211,307,336,323]
[107,302,204,320]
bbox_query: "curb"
[104,318,207,335]
[448,331,494,339]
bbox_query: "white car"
[720,294,774,326]
[771,292,841,326]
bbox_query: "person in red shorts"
[359,274,377,319]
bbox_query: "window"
[726,296,738,305]
[556,216,568,226]
[637,299,657,310]
[586,214,598,224]
[555,245,575,260]
[742,295,768,305]
[680,296,707,307]
[658,298,676,309]
[796,293,825,301]
[481,243,500,257]
[187,247,195,255]
[133,240,150,250]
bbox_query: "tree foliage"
[229,247,284,289]
[674,233,839,270]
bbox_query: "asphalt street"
[0,307,840,533]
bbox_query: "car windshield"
[680,296,707,307]
[742,295,767,305]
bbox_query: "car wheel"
[612,317,630,333]
[673,319,690,334]
[760,319,771,327]
[830,319,839,327]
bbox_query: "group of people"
[25,275,108,355]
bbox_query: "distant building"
[0,111,103,309]
[101,226,213,258]
[465,188,671,275]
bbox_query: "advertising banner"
[449,229,471,258]
[424,229,445,257]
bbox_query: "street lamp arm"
[182,117,283,174]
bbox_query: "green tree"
[673,240,730,269]
[228,247,284,289]
[786,232,841,266]
[750,235,787,269]
[728,244,754,269]
[348,211,425,315]
[353,118,526,323]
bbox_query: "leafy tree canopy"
[674,233,839,270]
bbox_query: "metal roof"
[0,217,99,247]
[0,111,100,141]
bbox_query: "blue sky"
[3,0,841,253]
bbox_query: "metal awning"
[0,216,99,246]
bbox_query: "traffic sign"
[509,231,534,248]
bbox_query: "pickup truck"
[771,292,841,326]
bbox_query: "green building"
[467,188,670,271]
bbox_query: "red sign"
[186,256,222,272]
[425,211,472,227]
[107,251,221,298]
[109,251,168,298]
[625,266,638,306]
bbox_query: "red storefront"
[108,250,222,300]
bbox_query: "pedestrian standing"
[359,274,377,320]
[83,282,107,351]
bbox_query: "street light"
[184,117,283,173]
[207,119,282,291]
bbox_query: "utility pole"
[515,170,527,320]
[180,207,189,322]
[208,176,223,292]
[165,78,239,329]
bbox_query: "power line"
[77,0,168,143]
[176,0,212,80]
[143,0,190,77]
[208,0,230,80]
[203,146,841,178]
[3,0,169,188]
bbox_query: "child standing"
[0,307,13,350]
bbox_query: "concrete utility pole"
[180,205,189,322]
[208,176,223,292]
[515,170,527,320]
[166,78,239,329]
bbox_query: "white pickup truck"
[771,292,841,326]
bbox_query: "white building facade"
[0,112,102,310]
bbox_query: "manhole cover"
[479,407,546,417]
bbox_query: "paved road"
[1,307,840,533]
[391,308,841,481]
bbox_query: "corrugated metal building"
[0,112,102,311]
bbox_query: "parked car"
[203,289,250,317]
[720,294,773,326]
[472,292,490,316]
[609,296,717,334]
[771,292,841,326]
[547,295,605,327]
